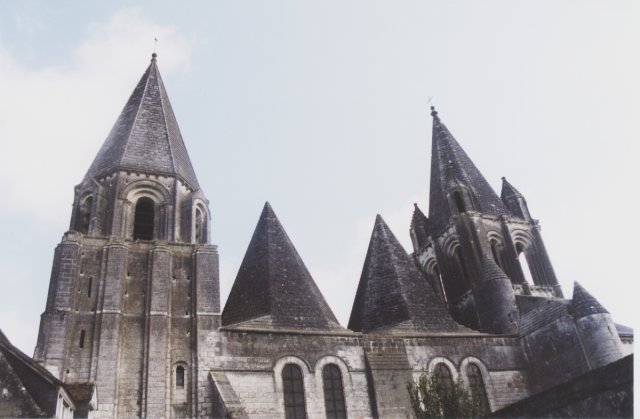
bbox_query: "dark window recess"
[79,196,92,234]
[322,364,346,419]
[491,240,502,268]
[434,363,454,416]
[79,330,85,348]
[133,197,154,240]
[195,208,205,244]
[453,191,466,213]
[282,364,307,419]
[87,277,93,298]
[176,366,185,388]
[466,363,489,414]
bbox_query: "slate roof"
[428,107,508,233]
[410,203,430,248]
[348,215,468,333]
[500,177,524,201]
[500,177,527,217]
[221,202,341,330]
[85,54,199,189]
[572,282,609,318]
[519,299,571,336]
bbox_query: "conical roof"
[85,54,199,189]
[348,215,467,333]
[572,282,609,318]
[221,202,341,330]
[428,107,507,233]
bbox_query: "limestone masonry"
[0,55,633,418]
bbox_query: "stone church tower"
[411,107,563,333]
[14,55,630,419]
[33,54,220,418]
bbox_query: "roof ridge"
[118,59,153,170]
[156,61,177,175]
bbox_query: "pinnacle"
[572,282,609,318]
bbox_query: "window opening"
[133,197,154,240]
[79,330,85,348]
[516,243,534,284]
[79,196,92,234]
[466,363,489,414]
[452,191,466,213]
[87,277,92,298]
[195,208,205,244]
[176,366,185,388]
[282,364,307,419]
[322,364,346,419]
[490,240,502,268]
[434,363,454,416]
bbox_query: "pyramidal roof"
[348,215,467,333]
[572,282,609,318]
[428,107,508,233]
[221,202,341,330]
[500,177,524,201]
[410,203,430,248]
[85,54,199,189]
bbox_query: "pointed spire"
[221,202,341,330]
[85,54,200,189]
[500,177,529,219]
[428,109,507,233]
[572,282,609,318]
[500,177,523,201]
[410,203,430,249]
[349,215,467,333]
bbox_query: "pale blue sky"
[0,1,637,353]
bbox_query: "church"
[0,54,633,418]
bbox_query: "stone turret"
[571,282,625,369]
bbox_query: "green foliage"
[407,371,485,418]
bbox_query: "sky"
[0,1,637,354]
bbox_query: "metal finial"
[152,37,159,60]
[430,105,438,118]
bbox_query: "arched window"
[78,196,92,234]
[434,363,454,416]
[176,366,185,388]
[195,208,205,244]
[516,243,534,284]
[133,197,155,241]
[490,239,503,268]
[282,364,306,419]
[466,363,489,414]
[322,364,346,419]
[452,191,466,213]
